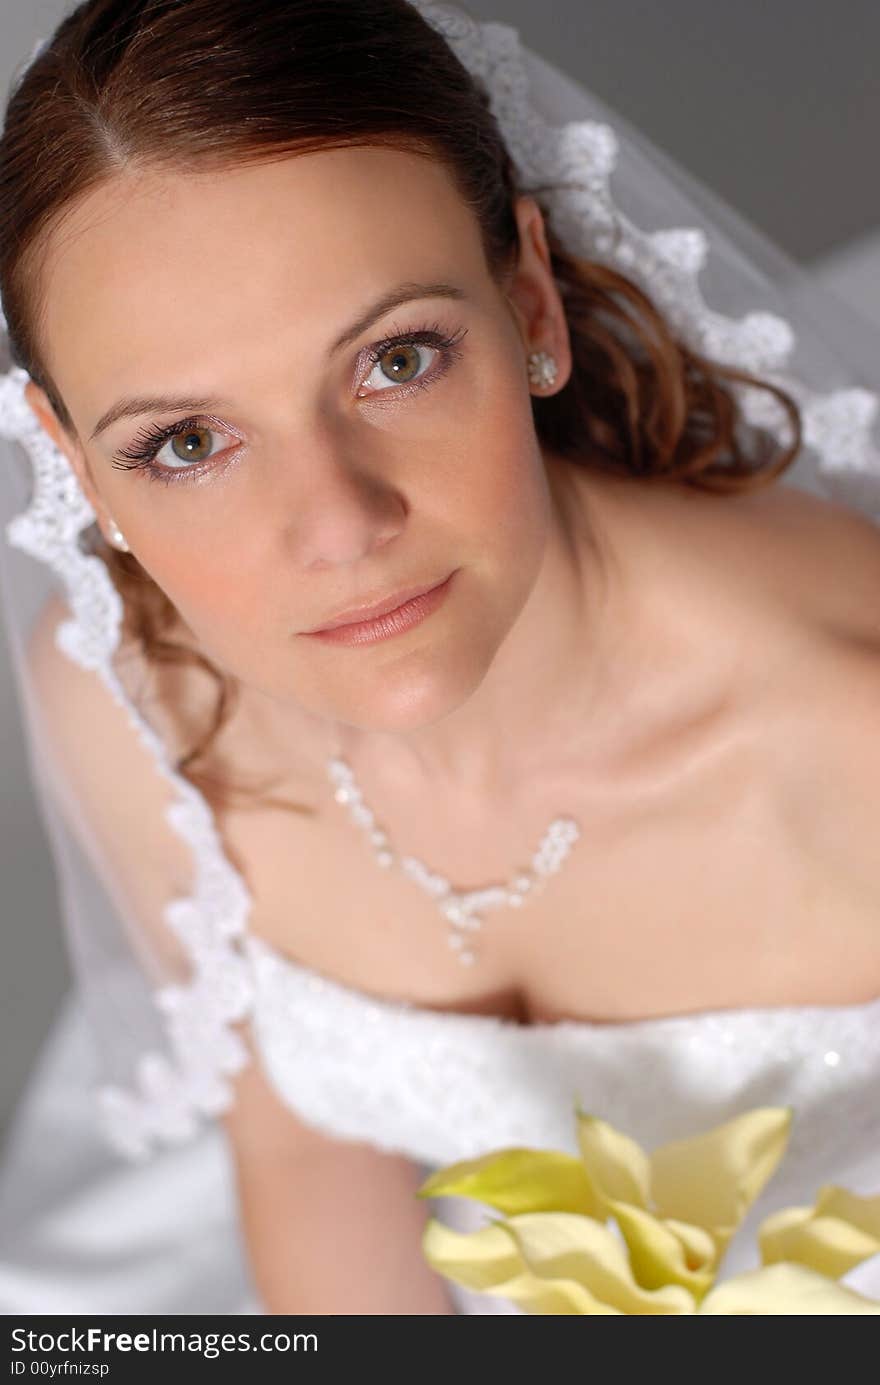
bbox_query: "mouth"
[303,574,449,633]
[300,570,457,647]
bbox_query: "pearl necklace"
[326,753,580,966]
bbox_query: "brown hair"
[0,0,802,817]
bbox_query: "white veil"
[1,0,879,1169]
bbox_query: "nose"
[281,435,407,570]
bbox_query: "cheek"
[455,376,550,552]
[131,533,264,648]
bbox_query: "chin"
[306,645,497,733]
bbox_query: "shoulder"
[725,480,880,634]
[610,468,880,767]
[715,479,880,739]
[730,485,880,895]
[582,466,880,666]
[640,473,880,653]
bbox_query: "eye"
[356,323,468,403]
[151,423,230,470]
[109,417,242,483]
[361,340,437,392]
[109,322,468,485]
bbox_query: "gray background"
[2,0,880,1148]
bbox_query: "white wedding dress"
[0,920,878,1314]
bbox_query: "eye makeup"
[108,319,469,486]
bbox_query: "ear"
[24,380,114,532]
[502,195,572,393]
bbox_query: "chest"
[216,653,880,1026]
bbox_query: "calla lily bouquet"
[416,1106,880,1314]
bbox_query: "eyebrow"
[88,280,467,441]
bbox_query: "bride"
[1,0,878,1315]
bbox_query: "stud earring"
[108,521,130,553]
[527,349,558,390]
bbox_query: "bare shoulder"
[25,591,195,978]
[652,476,880,934]
[723,479,880,642]
[717,478,880,729]
[731,484,880,886]
[618,470,880,776]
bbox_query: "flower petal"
[417,1147,601,1217]
[815,1185,880,1238]
[421,1217,618,1313]
[664,1217,721,1271]
[699,1262,880,1314]
[650,1106,793,1238]
[472,1271,623,1315]
[610,1201,717,1299]
[575,1111,651,1210]
[503,1211,696,1314]
[421,1217,526,1290]
[759,1186,880,1279]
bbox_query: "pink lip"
[301,570,456,646]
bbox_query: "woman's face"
[28,146,573,732]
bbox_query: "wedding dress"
[0,930,878,1314]
[1,2,879,1315]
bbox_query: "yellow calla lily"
[417,1104,880,1314]
[573,1113,651,1208]
[421,1212,697,1313]
[416,1147,601,1218]
[500,1211,696,1314]
[576,1105,792,1257]
[609,1201,717,1299]
[758,1185,880,1279]
[572,1105,793,1300]
[647,1107,794,1238]
[698,1262,880,1314]
[421,1217,621,1312]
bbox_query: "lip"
[303,573,452,633]
[301,570,456,646]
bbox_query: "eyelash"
[108,320,469,486]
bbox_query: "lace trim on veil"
[1,1,878,1160]
[0,374,257,1159]
[423,5,879,498]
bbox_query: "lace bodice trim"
[243,933,880,1173]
